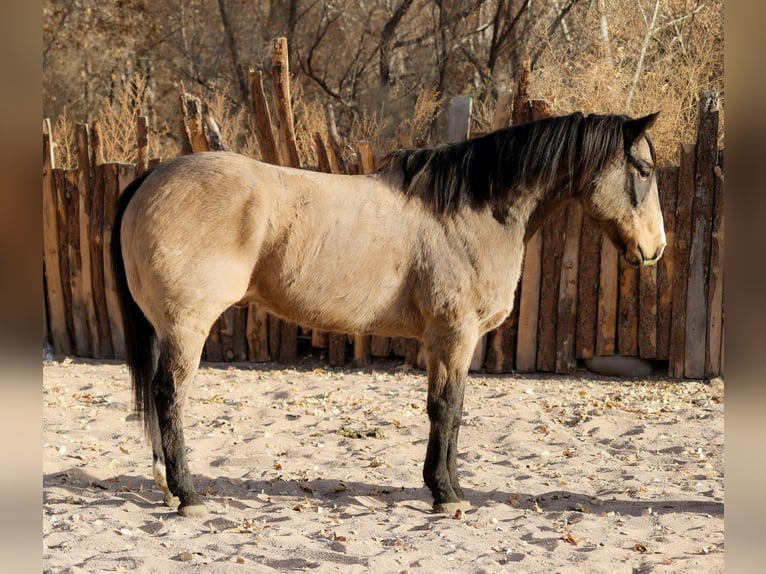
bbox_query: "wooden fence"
[43,39,723,378]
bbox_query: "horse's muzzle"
[640,242,666,266]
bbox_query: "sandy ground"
[43,358,723,573]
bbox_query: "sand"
[43,358,723,573]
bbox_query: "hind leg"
[153,331,208,518]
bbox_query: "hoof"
[433,500,471,514]
[163,494,180,509]
[178,503,208,519]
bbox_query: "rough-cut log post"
[324,104,346,174]
[669,144,696,377]
[136,116,149,174]
[65,169,90,356]
[249,69,282,165]
[617,255,639,356]
[447,96,472,143]
[637,253,658,359]
[684,90,719,378]
[43,120,72,356]
[536,203,566,372]
[515,230,542,372]
[179,91,209,154]
[595,238,618,356]
[493,91,513,130]
[246,305,270,362]
[53,168,75,354]
[556,202,584,373]
[76,123,100,357]
[90,161,113,358]
[91,120,105,167]
[576,216,601,359]
[706,151,724,377]
[656,166,679,360]
[271,37,301,168]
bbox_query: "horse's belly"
[247,263,419,337]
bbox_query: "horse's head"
[582,112,666,267]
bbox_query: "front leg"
[422,333,475,513]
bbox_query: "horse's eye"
[638,167,651,181]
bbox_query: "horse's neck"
[509,181,576,242]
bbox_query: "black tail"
[111,168,158,433]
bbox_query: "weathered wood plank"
[595,238,618,356]
[556,202,584,373]
[637,259,658,359]
[493,91,513,130]
[485,303,519,374]
[515,230,542,372]
[536,204,566,372]
[249,69,282,165]
[65,169,90,356]
[90,163,113,358]
[656,166,679,360]
[246,305,270,362]
[684,90,719,378]
[75,123,100,357]
[43,120,72,356]
[136,116,149,174]
[575,214,601,359]
[706,151,724,377]
[617,256,638,356]
[272,37,301,168]
[447,96,472,143]
[53,168,75,354]
[669,143,696,377]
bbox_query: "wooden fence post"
[53,168,75,355]
[76,123,100,357]
[64,167,90,357]
[136,116,149,174]
[447,96,472,143]
[684,90,719,378]
[706,152,724,376]
[617,255,639,356]
[249,69,282,166]
[669,143,696,377]
[42,119,72,356]
[556,202,584,373]
[595,239,618,356]
[575,215,601,360]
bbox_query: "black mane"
[377,112,631,214]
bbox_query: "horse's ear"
[624,112,660,143]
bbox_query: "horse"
[111,111,665,518]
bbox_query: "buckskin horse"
[111,111,665,518]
